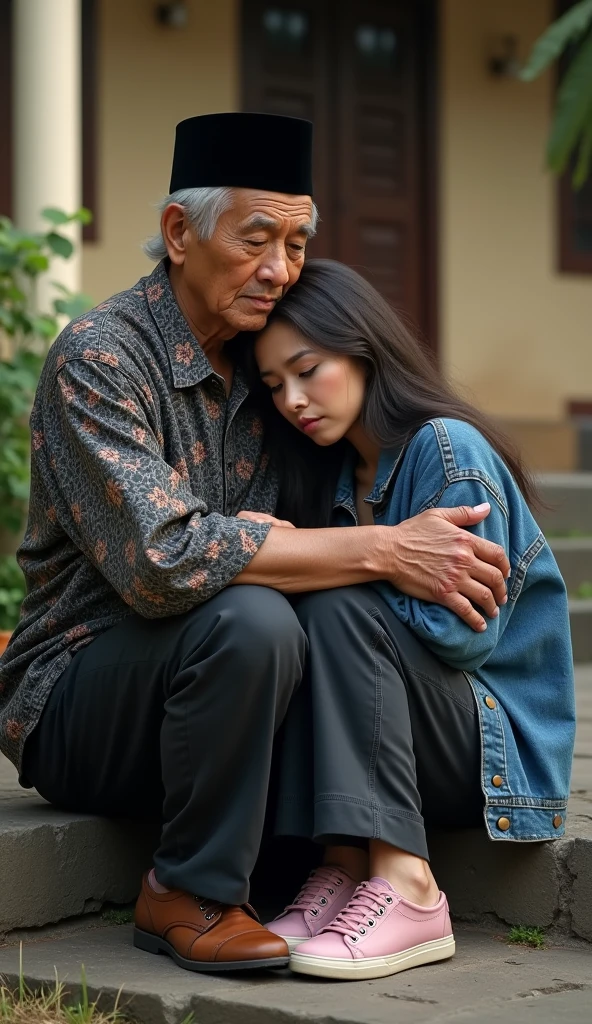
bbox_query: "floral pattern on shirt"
[0,261,277,771]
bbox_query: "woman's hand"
[237,510,296,529]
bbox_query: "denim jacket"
[333,418,575,843]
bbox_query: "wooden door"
[241,0,437,346]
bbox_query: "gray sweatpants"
[278,585,484,860]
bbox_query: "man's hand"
[237,510,296,529]
[389,503,510,632]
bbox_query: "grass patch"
[100,908,134,927]
[507,925,546,949]
[575,581,592,599]
[0,945,196,1023]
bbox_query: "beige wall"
[82,0,239,302]
[440,0,592,421]
[85,0,592,422]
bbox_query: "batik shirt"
[0,261,276,771]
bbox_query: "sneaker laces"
[323,880,394,940]
[282,866,347,917]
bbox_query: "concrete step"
[536,472,592,536]
[549,537,592,594]
[0,924,591,1024]
[1,667,591,945]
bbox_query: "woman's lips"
[299,417,324,433]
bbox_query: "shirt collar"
[334,443,405,509]
[144,261,222,389]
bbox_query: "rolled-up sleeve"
[42,357,271,617]
[378,478,513,672]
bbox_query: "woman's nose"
[284,383,308,412]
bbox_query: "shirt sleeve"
[42,357,271,618]
[378,476,514,672]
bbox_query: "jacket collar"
[334,443,405,510]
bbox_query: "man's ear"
[161,204,189,265]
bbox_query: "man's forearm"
[233,525,389,592]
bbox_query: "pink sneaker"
[290,877,455,980]
[266,866,357,952]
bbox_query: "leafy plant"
[0,555,26,632]
[520,0,592,187]
[0,207,93,538]
[507,924,546,949]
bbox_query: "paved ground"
[0,667,590,1022]
[0,922,590,1024]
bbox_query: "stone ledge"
[428,805,592,943]
[0,798,158,937]
[1,795,590,943]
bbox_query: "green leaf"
[54,292,94,319]
[520,0,592,81]
[0,252,19,273]
[73,207,93,226]
[547,31,592,173]
[46,232,74,259]
[22,253,50,275]
[41,206,70,225]
[31,315,59,339]
[573,116,592,186]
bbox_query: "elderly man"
[0,114,509,973]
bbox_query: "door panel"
[241,0,436,339]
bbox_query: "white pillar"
[13,0,82,298]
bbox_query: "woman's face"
[255,321,366,446]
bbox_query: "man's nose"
[256,247,290,287]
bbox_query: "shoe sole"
[133,927,290,973]
[289,935,455,980]
[275,935,308,953]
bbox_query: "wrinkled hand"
[390,503,510,632]
[237,510,296,529]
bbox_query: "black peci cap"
[169,112,313,196]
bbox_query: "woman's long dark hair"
[249,259,538,528]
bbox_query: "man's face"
[172,189,314,335]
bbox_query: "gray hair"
[142,186,319,262]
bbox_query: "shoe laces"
[194,896,222,922]
[323,880,394,941]
[283,866,347,918]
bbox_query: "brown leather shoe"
[133,872,290,972]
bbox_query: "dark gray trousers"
[23,585,306,905]
[279,585,484,861]
[23,583,483,904]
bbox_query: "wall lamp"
[155,2,188,29]
[488,35,521,78]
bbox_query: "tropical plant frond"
[573,114,592,186]
[546,30,592,173]
[520,0,592,80]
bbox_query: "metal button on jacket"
[484,696,496,710]
[497,817,511,831]
[491,775,503,787]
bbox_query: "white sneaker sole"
[275,935,308,953]
[289,934,455,980]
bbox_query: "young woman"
[247,259,575,981]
